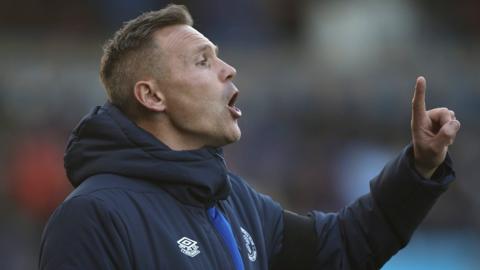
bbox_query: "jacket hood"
[64,102,231,207]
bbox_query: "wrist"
[414,162,438,179]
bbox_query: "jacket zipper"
[214,152,227,167]
[211,151,242,269]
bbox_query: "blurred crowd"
[0,0,479,269]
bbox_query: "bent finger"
[434,120,461,147]
[450,110,456,120]
[427,107,453,126]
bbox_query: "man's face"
[151,25,241,148]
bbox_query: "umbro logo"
[177,237,200,257]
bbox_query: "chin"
[219,127,242,147]
[230,125,242,142]
[230,131,242,143]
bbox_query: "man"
[39,4,460,270]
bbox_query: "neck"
[135,116,206,151]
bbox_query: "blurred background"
[0,0,479,269]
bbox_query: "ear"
[133,80,166,112]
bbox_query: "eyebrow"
[194,44,219,55]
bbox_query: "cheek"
[166,83,223,125]
[163,66,228,125]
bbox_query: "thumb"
[433,120,461,148]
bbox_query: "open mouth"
[227,92,242,119]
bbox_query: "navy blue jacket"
[39,103,455,269]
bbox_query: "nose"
[219,59,237,82]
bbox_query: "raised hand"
[411,76,461,179]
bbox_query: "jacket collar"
[64,102,231,207]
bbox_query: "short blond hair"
[99,4,193,112]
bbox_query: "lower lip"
[228,106,242,119]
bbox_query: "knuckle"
[443,127,455,136]
[443,132,454,140]
[439,107,449,114]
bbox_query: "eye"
[196,55,210,67]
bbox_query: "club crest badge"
[240,227,257,262]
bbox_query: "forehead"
[153,25,214,56]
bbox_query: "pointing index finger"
[412,76,427,119]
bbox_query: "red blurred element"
[8,132,71,221]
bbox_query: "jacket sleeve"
[39,195,131,270]
[310,144,455,269]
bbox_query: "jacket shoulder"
[228,172,282,210]
[66,173,163,200]
[39,192,131,269]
